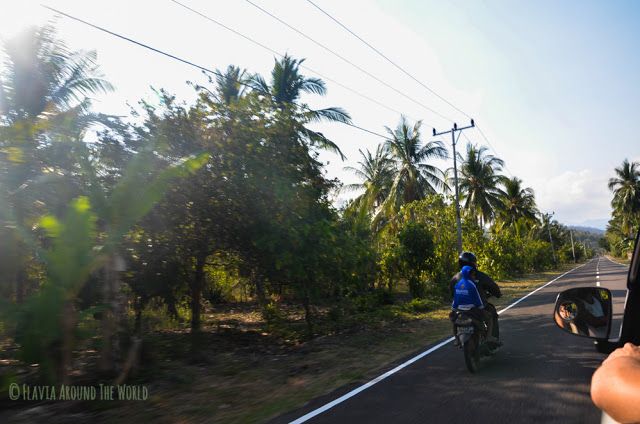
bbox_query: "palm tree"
[0,25,112,124]
[343,145,394,218]
[382,116,448,213]
[458,143,506,227]
[1,24,114,257]
[1,25,113,196]
[608,159,640,238]
[250,54,351,159]
[499,177,538,226]
[214,65,250,105]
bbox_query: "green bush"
[349,288,393,312]
[522,239,554,271]
[398,222,435,298]
[262,302,285,325]
[402,297,441,313]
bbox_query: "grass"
[0,263,583,424]
[604,254,631,266]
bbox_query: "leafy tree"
[389,196,460,299]
[4,145,204,382]
[398,222,434,298]
[113,90,225,334]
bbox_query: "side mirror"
[553,287,613,340]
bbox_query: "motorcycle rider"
[452,266,494,343]
[450,251,502,346]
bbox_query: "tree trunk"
[99,259,115,374]
[302,292,313,337]
[167,297,179,320]
[99,253,126,374]
[134,297,144,336]
[253,270,267,307]
[59,300,76,384]
[191,254,206,332]
[15,266,26,304]
[114,337,142,385]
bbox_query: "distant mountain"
[577,218,609,231]
[569,225,605,235]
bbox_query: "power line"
[41,5,223,78]
[342,122,391,141]
[166,1,457,148]
[243,0,453,124]
[42,3,505,167]
[473,126,514,177]
[40,5,394,145]
[458,130,513,177]
[305,0,514,174]
[167,0,411,119]
[305,0,471,120]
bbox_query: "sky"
[2,0,640,229]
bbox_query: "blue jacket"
[452,266,485,310]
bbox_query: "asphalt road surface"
[275,257,629,424]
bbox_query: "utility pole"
[546,212,557,265]
[569,230,576,263]
[433,119,475,254]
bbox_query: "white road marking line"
[288,259,594,424]
[288,337,454,424]
[497,261,590,315]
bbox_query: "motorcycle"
[451,295,500,373]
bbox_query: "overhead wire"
[243,0,454,124]
[305,0,470,120]
[304,0,513,173]
[42,3,503,166]
[167,0,410,120]
[40,4,395,145]
[474,126,514,176]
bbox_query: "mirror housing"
[553,287,613,340]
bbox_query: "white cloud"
[534,169,612,226]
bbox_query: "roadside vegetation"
[1,26,593,422]
[603,159,640,259]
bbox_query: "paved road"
[276,257,629,424]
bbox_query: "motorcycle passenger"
[450,252,502,345]
[451,265,494,345]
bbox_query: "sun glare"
[0,2,50,41]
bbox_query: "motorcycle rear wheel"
[463,334,479,373]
